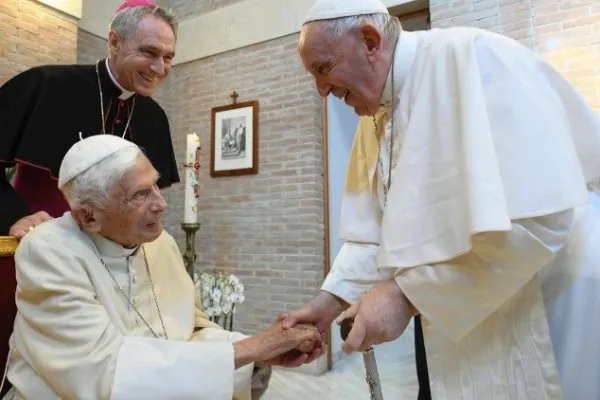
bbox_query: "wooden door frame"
[320,97,333,371]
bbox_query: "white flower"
[198,271,245,318]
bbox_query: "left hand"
[255,323,325,368]
[260,338,326,368]
[336,279,417,353]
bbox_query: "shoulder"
[17,216,74,251]
[24,63,93,83]
[2,63,93,93]
[137,94,169,119]
[430,27,538,62]
[15,215,92,281]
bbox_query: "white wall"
[325,95,416,367]
[325,95,359,362]
[79,0,121,38]
[38,0,83,18]
[78,0,420,64]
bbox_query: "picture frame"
[210,100,259,177]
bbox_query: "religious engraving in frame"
[210,96,259,177]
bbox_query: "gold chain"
[374,37,398,207]
[100,246,168,340]
[95,60,136,138]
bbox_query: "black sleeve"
[160,110,180,188]
[0,68,45,234]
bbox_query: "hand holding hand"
[278,290,347,332]
[9,211,53,239]
[336,279,417,353]
[255,322,322,367]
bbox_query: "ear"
[360,24,383,62]
[107,30,121,57]
[71,205,102,233]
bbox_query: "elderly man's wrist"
[392,277,419,317]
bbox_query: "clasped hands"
[271,279,417,366]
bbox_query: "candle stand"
[181,222,201,280]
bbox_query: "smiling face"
[108,13,176,96]
[96,155,167,247]
[299,21,391,116]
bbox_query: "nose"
[150,189,168,213]
[150,58,166,76]
[316,81,331,98]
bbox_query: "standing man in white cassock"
[279,0,600,398]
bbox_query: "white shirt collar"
[105,58,135,100]
[380,30,421,107]
[89,230,140,258]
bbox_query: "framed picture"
[210,100,259,177]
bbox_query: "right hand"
[9,211,53,240]
[278,290,348,332]
[254,322,321,364]
[273,291,348,365]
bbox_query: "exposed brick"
[0,0,77,86]
[158,32,324,334]
[431,0,600,117]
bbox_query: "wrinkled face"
[108,14,176,96]
[98,156,167,247]
[299,22,388,116]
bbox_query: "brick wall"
[430,0,600,117]
[166,33,324,334]
[0,0,77,86]
[169,0,244,20]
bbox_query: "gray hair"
[313,13,401,47]
[61,146,144,210]
[109,5,179,40]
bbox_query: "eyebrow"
[140,45,175,58]
[312,62,329,73]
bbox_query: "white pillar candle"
[184,133,201,224]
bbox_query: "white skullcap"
[303,0,389,25]
[58,134,138,189]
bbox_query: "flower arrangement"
[194,270,245,331]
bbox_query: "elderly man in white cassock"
[280,0,600,399]
[0,135,321,400]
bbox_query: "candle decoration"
[182,133,202,279]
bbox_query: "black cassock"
[0,59,179,235]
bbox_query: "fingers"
[342,314,367,354]
[9,226,27,240]
[9,211,54,239]
[335,303,359,325]
[280,315,297,330]
[36,211,53,222]
[281,351,309,368]
[303,342,325,364]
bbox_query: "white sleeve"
[394,209,573,342]
[321,242,394,304]
[13,233,237,400]
[112,336,235,399]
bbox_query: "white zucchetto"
[58,135,138,189]
[303,0,389,25]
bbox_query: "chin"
[134,78,162,96]
[142,223,163,242]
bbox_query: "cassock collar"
[380,30,420,107]
[102,58,136,101]
[89,231,140,258]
